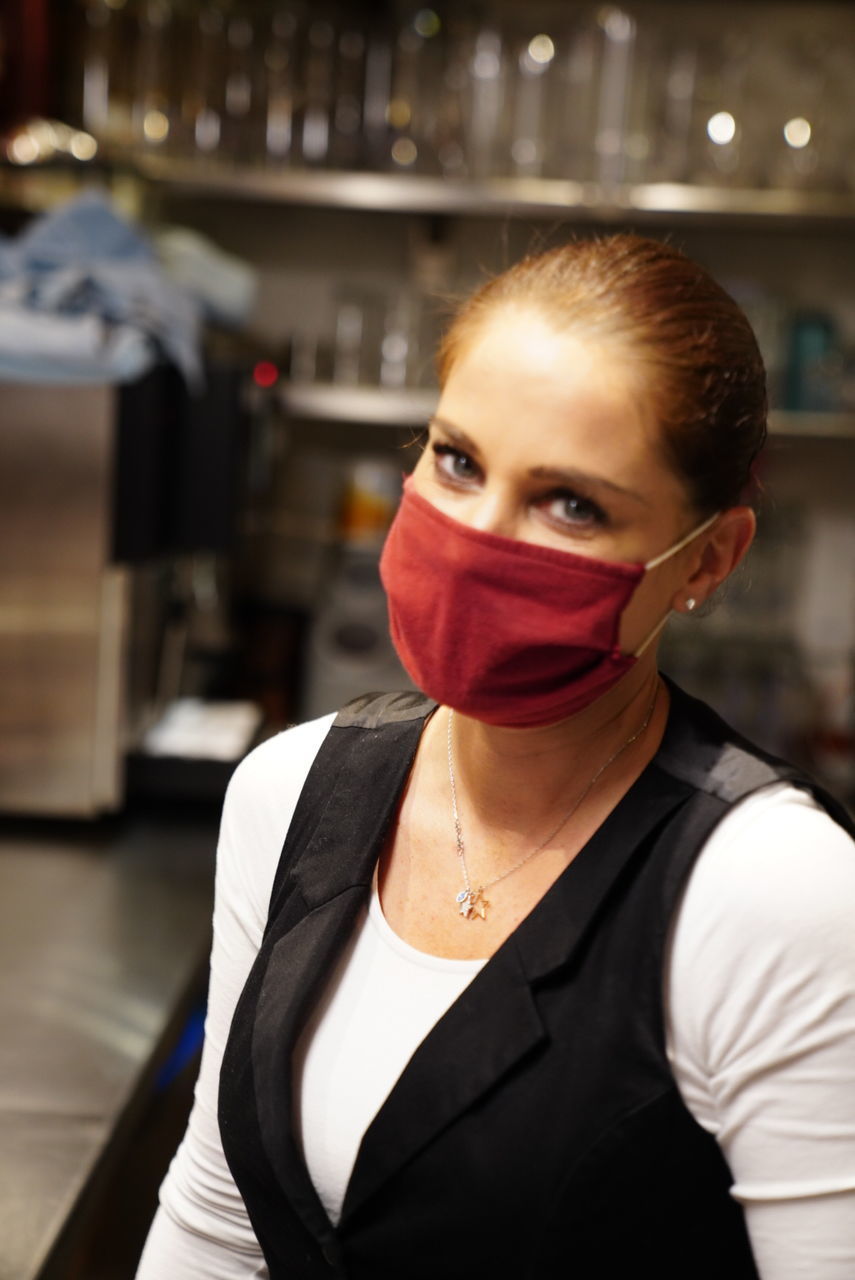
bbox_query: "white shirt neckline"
[368,867,487,974]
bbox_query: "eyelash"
[430,442,609,532]
[432,442,479,484]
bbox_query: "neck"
[441,663,667,843]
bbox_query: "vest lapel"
[250,707,430,1243]
[253,888,368,1241]
[340,935,545,1224]
[514,763,692,983]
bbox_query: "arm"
[136,715,335,1280]
[666,783,855,1280]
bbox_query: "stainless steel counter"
[0,808,218,1280]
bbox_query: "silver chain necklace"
[446,689,659,921]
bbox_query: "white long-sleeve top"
[136,712,855,1280]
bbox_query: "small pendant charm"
[456,887,489,921]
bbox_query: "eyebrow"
[429,416,652,507]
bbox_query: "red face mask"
[379,480,716,728]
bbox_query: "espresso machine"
[0,361,246,816]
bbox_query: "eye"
[539,489,607,531]
[431,442,481,486]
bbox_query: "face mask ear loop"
[632,511,721,658]
[633,611,672,658]
[643,510,721,571]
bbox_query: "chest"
[376,771,630,961]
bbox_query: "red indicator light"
[253,361,279,388]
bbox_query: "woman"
[137,235,855,1279]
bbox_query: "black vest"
[219,682,854,1279]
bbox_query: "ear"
[676,506,756,610]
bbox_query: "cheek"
[617,563,682,654]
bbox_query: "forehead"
[445,308,650,450]
[453,305,633,409]
[441,305,684,495]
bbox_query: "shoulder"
[225,712,337,822]
[667,785,855,1265]
[217,692,432,928]
[225,691,431,843]
[675,781,855,952]
[692,781,855,902]
[682,782,855,950]
[669,781,855,1061]
[216,712,336,928]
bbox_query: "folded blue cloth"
[0,189,201,385]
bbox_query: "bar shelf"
[136,157,855,228]
[5,156,855,229]
[275,382,855,439]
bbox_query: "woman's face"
[412,305,707,654]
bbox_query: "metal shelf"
[278,382,437,427]
[135,156,855,227]
[769,411,855,440]
[278,384,855,439]
[5,154,855,227]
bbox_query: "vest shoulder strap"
[264,692,432,929]
[660,678,855,832]
[333,689,436,729]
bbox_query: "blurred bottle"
[593,5,636,187]
[329,21,366,169]
[262,8,299,167]
[409,219,452,389]
[179,3,226,161]
[333,297,364,386]
[784,311,840,412]
[361,15,392,170]
[431,13,470,178]
[338,457,401,550]
[220,12,263,162]
[332,286,384,386]
[379,291,416,389]
[545,11,598,181]
[385,14,423,173]
[299,15,335,165]
[762,37,837,191]
[688,28,751,186]
[79,0,135,150]
[619,10,663,183]
[131,0,176,155]
[464,24,508,179]
[654,35,697,182]
[508,29,556,179]
[384,7,444,175]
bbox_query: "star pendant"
[456,886,489,921]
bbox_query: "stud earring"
[685,597,697,612]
